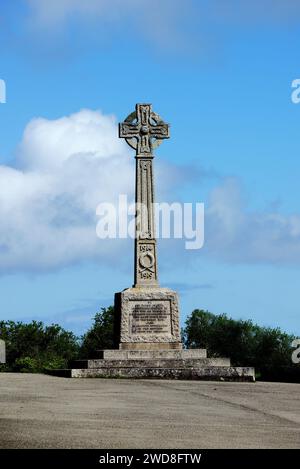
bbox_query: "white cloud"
[205,178,300,265]
[18,109,123,171]
[1,109,300,273]
[0,108,186,273]
[0,109,135,272]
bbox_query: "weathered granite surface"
[48,366,255,381]
[70,357,231,369]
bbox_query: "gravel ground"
[0,373,299,449]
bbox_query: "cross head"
[119,103,169,155]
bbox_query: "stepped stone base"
[119,342,182,350]
[47,348,255,382]
[48,366,254,381]
[90,348,207,360]
[69,357,231,369]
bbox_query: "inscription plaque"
[129,301,171,335]
[117,288,181,345]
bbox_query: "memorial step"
[47,366,255,382]
[69,357,230,369]
[94,348,207,360]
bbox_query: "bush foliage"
[0,320,79,372]
[80,307,115,358]
[183,309,298,381]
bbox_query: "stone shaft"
[134,156,158,287]
[119,103,169,288]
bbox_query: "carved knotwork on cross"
[119,103,170,287]
[119,103,170,155]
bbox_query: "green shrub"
[80,307,115,358]
[0,320,80,372]
[183,309,298,381]
[42,356,67,370]
[14,356,39,373]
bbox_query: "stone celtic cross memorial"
[119,103,168,288]
[116,103,181,351]
[50,104,255,381]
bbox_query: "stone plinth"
[114,287,182,350]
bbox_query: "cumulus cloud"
[0,108,190,273]
[0,109,135,272]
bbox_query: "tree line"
[0,307,299,382]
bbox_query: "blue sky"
[0,0,300,336]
